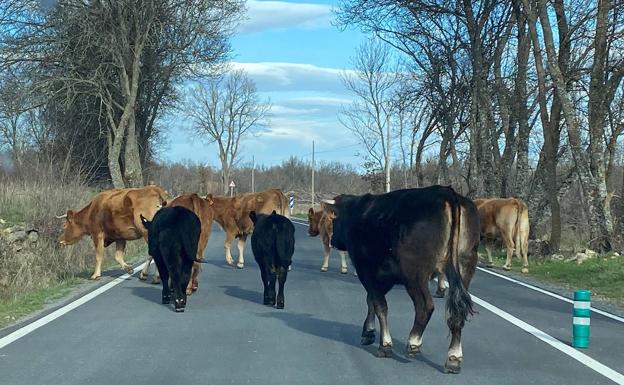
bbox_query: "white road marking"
[0,263,146,350]
[472,294,624,384]
[477,267,624,323]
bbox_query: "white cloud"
[231,61,353,93]
[239,1,333,34]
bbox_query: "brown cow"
[211,189,288,269]
[57,186,168,280]
[474,197,530,273]
[307,207,349,274]
[139,193,215,295]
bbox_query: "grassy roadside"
[0,242,147,330]
[484,251,624,306]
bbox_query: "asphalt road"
[1,220,623,385]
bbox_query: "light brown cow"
[139,193,215,295]
[474,197,530,273]
[57,186,168,280]
[211,189,288,269]
[307,207,349,274]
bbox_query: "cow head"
[321,198,347,251]
[204,194,214,205]
[307,207,321,237]
[57,210,84,245]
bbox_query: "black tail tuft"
[445,194,474,331]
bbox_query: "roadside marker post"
[573,290,591,348]
[289,196,294,216]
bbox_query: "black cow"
[141,206,201,312]
[322,185,480,374]
[249,210,295,309]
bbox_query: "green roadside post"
[572,290,591,348]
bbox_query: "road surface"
[1,219,623,384]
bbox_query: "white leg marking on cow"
[340,251,348,273]
[0,263,147,350]
[407,334,423,349]
[381,328,392,346]
[224,243,234,266]
[472,293,624,384]
[448,343,463,361]
[237,239,245,268]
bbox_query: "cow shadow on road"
[220,285,262,305]
[257,311,446,370]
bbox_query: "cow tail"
[445,193,474,332]
[514,201,527,261]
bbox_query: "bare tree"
[187,69,270,194]
[340,40,398,192]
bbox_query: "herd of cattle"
[56,184,530,374]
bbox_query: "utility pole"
[311,140,315,207]
[251,155,255,193]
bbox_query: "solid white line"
[0,263,146,350]
[472,294,624,384]
[477,266,624,323]
[291,219,308,226]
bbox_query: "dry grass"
[0,171,145,302]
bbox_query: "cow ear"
[249,210,257,224]
[205,194,214,205]
[321,200,338,218]
[66,210,74,222]
[308,207,314,216]
[272,210,276,215]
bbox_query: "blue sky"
[163,0,367,168]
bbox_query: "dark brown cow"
[139,193,215,294]
[474,197,530,273]
[211,189,288,268]
[57,186,168,280]
[307,207,349,274]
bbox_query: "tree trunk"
[536,0,613,251]
[123,112,144,187]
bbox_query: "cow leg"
[139,256,152,281]
[236,235,247,269]
[320,240,330,272]
[405,278,435,357]
[90,233,105,280]
[368,285,393,357]
[259,263,272,305]
[113,240,133,274]
[152,255,170,305]
[185,262,200,295]
[484,242,494,267]
[267,265,277,306]
[276,266,288,309]
[361,292,376,345]
[501,231,514,271]
[175,263,192,312]
[224,233,235,266]
[339,251,348,274]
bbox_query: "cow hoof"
[406,344,421,357]
[185,289,193,295]
[445,357,462,374]
[340,268,348,274]
[175,307,185,313]
[376,345,393,358]
[236,263,244,269]
[90,275,101,280]
[361,330,375,345]
[434,288,446,298]
[320,267,328,272]
[138,272,147,281]
[522,267,529,274]
[124,266,134,274]
[162,296,171,304]
[276,301,284,309]
[151,278,161,285]
[502,265,511,271]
